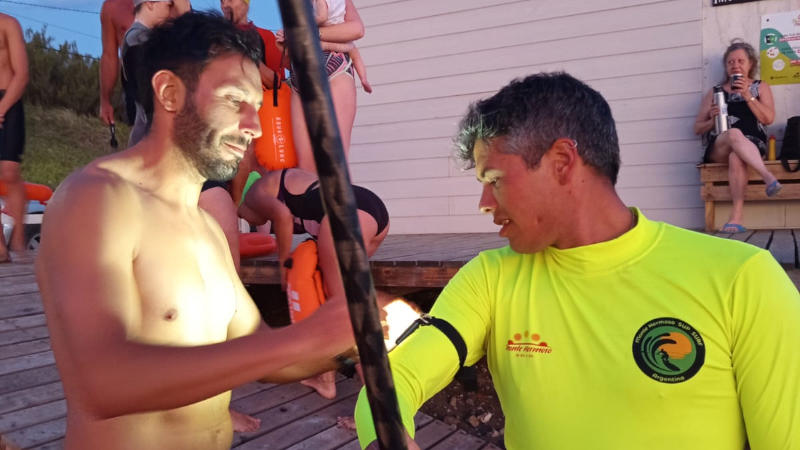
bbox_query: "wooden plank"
[0,382,63,415]
[0,314,46,332]
[0,326,49,347]
[429,429,487,450]
[0,399,66,433]
[414,420,457,448]
[3,416,65,449]
[234,392,358,449]
[0,338,51,360]
[37,438,64,450]
[231,381,277,401]
[746,230,772,250]
[768,230,796,267]
[281,423,358,450]
[0,293,43,318]
[231,382,315,416]
[335,412,436,450]
[0,264,38,278]
[232,380,362,447]
[0,351,55,376]
[0,364,61,396]
[702,183,800,202]
[0,275,38,296]
[698,162,800,182]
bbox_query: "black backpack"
[781,116,800,172]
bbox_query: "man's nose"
[241,103,262,140]
[478,184,495,214]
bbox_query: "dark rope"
[275,1,407,449]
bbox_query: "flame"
[382,299,421,351]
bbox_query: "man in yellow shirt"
[354,72,800,449]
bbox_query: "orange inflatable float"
[0,181,53,203]
[238,232,277,258]
[253,76,297,170]
[285,239,326,323]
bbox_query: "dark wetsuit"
[278,169,389,238]
[0,90,24,162]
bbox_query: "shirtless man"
[0,14,29,263]
[99,0,133,126]
[37,12,354,449]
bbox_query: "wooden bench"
[698,160,800,231]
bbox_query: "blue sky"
[0,0,283,59]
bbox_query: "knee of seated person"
[725,127,747,142]
[728,151,746,168]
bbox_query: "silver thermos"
[713,85,729,134]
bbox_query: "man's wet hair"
[138,10,263,120]
[455,72,621,185]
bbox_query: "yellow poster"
[761,11,800,85]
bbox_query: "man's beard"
[173,95,245,182]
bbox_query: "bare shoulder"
[46,162,141,225]
[102,0,134,23]
[0,13,21,32]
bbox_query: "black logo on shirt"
[632,317,705,383]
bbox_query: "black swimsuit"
[278,169,389,237]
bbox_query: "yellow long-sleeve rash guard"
[354,209,800,449]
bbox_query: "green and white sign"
[761,11,800,85]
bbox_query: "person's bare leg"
[726,152,747,228]
[198,187,241,273]
[230,408,261,432]
[716,129,777,185]
[290,91,316,173]
[329,74,357,159]
[1,161,25,257]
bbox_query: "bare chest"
[132,214,238,344]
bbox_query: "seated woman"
[694,39,781,233]
[238,166,389,399]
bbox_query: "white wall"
[349,0,708,233]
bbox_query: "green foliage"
[22,104,130,188]
[24,27,104,116]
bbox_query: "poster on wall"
[761,11,800,85]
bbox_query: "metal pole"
[275,1,407,449]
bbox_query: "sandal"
[721,223,747,233]
[766,180,783,197]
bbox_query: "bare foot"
[0,434,21,450]
[301,371,337,399]
[230,408,261,432]
[336,415,357,430]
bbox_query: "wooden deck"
[2,229,798,449]
[0,259,498,450]
[241,229,800,288]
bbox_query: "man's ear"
[151,70,186,113]
[548,138,579,185]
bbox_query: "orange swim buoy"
[253,83,297,170]
[285,239,326,323]
[0,181,53,203]
[239,232,277,258]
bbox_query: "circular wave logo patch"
[632,317,705,383]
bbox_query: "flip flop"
[721,223,747,233]
[766,180,783,197]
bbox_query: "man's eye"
[227,96,242,106]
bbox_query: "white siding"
[350,0,705,233]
